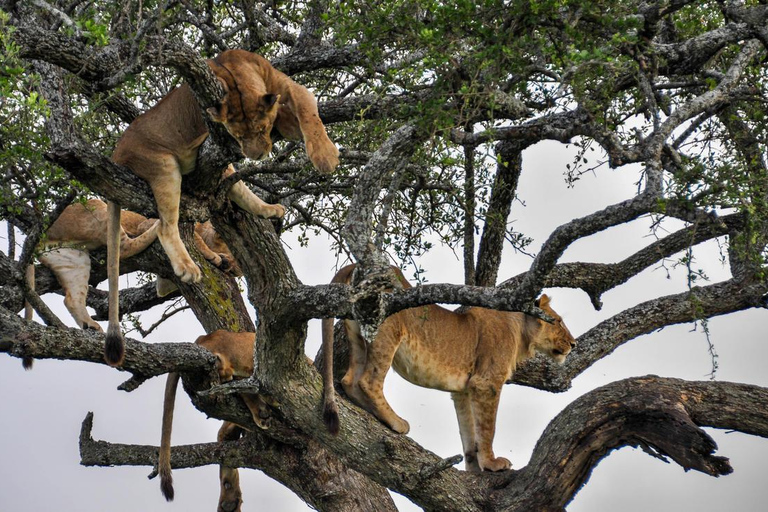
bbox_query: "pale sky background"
[2,140,767,511]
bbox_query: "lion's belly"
[391,333,472,392]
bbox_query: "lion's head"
[206,51,280,161]
[532,294,576,364]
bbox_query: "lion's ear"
[207,104,225,122]
[262,93,280,110]
[536,294,551,308]
[216,76,230,93]
[207,77,230,122]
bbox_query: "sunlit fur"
[107,49,332,366]
[322,264,576,472]
[158,331,265,502]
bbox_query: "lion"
[31,199,160,333]
[159,330,264,505]
[321,264,576,472]
[216,421,246,512]
[106,49,339,365]
[31,198,240,335]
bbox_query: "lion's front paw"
[306,137,340,174]
[217,254,233,272]
[388,416,410,435]
[174,259,202,283]
[481,456,511,472]
[267,203,285,219]
[206,252,223,267]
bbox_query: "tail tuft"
[160,470,174,502]
[323,400,340,436]
[22,356,34,370]
[104,326,125,366]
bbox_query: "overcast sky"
[2,140,767,511]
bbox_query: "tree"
[1,1,768,511]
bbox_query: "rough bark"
[3,2,768,511]
[474,140,525,287]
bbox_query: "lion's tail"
[158,371,180,501]
[105,201,124,366]
[321,264,357,435]
[321,316,340,436]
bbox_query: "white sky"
[1,140,767,511]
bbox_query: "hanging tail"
[158,372,180,501]
[321,316,340,435]
[105,201,124,365]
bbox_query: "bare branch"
[78,412,397,512]
[513,278,768,391]
[496,376,761,510]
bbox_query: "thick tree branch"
[474,140,525,287]
[79,412,396,512]
[0,306,218,386]
[495,376,764,510]
[513,277,768,391]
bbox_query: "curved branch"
[513,277,768,391]
[78,412,396,512]
[500,211,743,309]
[497,376,764,511]
[506,190,659,312]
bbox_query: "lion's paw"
[389,416,410,435]
[481,456,511,472]
[175,260,202,283]
[306,138,340,174]
[268,203,286,219]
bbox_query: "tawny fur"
[27,198,160,367]
[322,264,576,472]
[159,330,267,502]
[217,422,245,512]
[32,199,237,336]
[106,49,337,366]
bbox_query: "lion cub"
[322,264,576,472]
[159,330,263,503]
[106,49,340,365]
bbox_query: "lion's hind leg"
[354,328,410,434]
[217,422,244,512]
[339,319,368,404]
[451,391,481,472]
[467,373,510,472]
[118,219,159,259]
[39,247,102,331]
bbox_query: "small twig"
[197,378,260,398]
[417,454,464,481]
[30,0,82,37]
[117,373,153,392]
